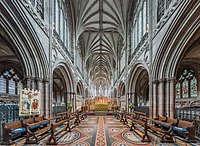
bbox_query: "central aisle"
[14,116,199,145]
[59,116,150,146]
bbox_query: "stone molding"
[153,1,179,37]
[21,0,49,36]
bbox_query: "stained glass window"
[0,76,6,93]
[9,79,15,94]
[191,77,197,98]
[176,82,180,99]
[182,79,188,98]
[176,69,197,99]
[0,69,21,95]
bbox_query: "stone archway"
[52,61,75,113]
[0,9,48,116]
[128,61,149,114]
[152,2,199,118]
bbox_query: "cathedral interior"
[0,0,200,145]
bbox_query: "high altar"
[84,96,117,111]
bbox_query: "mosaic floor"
[6,116,200,146]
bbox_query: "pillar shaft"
[44,79,50,118]
[158,79,165,116]
[153,80,158,118]
[166,79,170,117]
[36,78,44,116]
[169,78,175,118]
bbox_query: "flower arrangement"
[128,103,135,109]
[67,102,72,110]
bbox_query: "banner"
[19,88,40,116]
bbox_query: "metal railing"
[134,106,149,116]
[53,106,66,117]
[0,104,67,141]
[0,104,23,141]
[175,107,200,138]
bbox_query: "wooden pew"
[173,120,196,142]
[56,111,69,120]
[126,115,151,142]
[134,111,147,117]
[143,116,174,143]
[116,111,124,122]
[46,115,77,145]
[24,117,53,144]
[124,112,137,126]
[1,121,26,145]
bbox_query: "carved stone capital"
[43,78,49,83]
[158,78,166,83]
[35,77,43,82]
[152,80,159,84]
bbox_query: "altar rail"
[175,107,200,138]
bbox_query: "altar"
[84,96,117,111]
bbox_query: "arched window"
[132,0,148,52]
[176,69,197,99]
[55,0,60,33]
[0,69,22,95]
[54,0,68,48]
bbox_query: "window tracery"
[176,69,197,99]
[132,0,148,52]
[0,69,22,95]
[54,0,68,48]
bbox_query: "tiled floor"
[4,115,200,146]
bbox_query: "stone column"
[165,79,171,117]
[152,80,158,118]
[25,76,32,89]
[43,79,50,118]
[158,79,165,116]
[133,92,137,106]
[197,71,200,99]
[74,93,76,111]
[32,77,36,90]
[169,78,176,118]
[36,77,44,116]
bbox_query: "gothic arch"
[76,81,84,96]
[152,1,199,80]
[128,61,149,106]
[128,61,149,92]
[53,60,75,93]
[0,2,48,79]
[118,81,125,97]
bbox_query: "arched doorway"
[76,81,84,110]
[53,68,66,107]
[118,81,125,110]
[128,62,149,115]
[52,61,75,115]
[152,3,199,118]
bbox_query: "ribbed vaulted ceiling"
[72,0,130,86]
